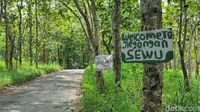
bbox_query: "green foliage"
[81,64,143,112]
[0,60,61,90]
[81,64,200,112]
[163,69,200,110]
[0,0,91,69]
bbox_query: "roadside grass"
[81,64,200,112]
[0,60,61,90]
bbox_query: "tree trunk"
[112,0,121,87]
[178,46,190,90]
[73,0,105,93]
[194,49,199,78]
[57,45,62,66]
[42,43,46,64]
[169,62,172,69]
[194,30,199,78]
[188,39,192,79]
[0,0,3,20]
[177,0,190,91]
[173,41,176,70]
[140,0,163,111]
[73,0,96,53]
[35,0,39,68]
[28,0,33,66]
[188,20,199,78]
[17,0,23,66]
[9,34,15,70]
[102,33,111,54]
[165,63,169,70]
[91,0,105,93]
[4,0,9,70]
[42,19,46,64]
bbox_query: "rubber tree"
[2,0,16,71]
[112,0,121,87]
[140,0,163,111]
[61,0,105,93]
[0,0,3,20]
[194,33,199,78]
[28,0,33,66]
[35,0,39,68]
[17,0,23,66]
[188,14,199,78]
[4,0,9,70]
[177,0,190,91]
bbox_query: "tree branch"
[73,0,96,49]
[90,0,99,41]
[0,0,3,20]
[102,33,111,54]
[189,19,200,41]
[59,1,89,40]
[86,0,94,34]
[73,0,87,18]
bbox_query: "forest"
[0,0,199,112]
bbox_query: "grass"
[0,60,61,90]
[81,64,200,112]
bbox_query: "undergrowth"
[0,60,61,90]
[81,64,200,112]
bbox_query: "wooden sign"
[95,55,112,71]
[122,28,173,63]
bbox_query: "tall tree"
[2,0,15,70]
[17,0,23,66]
[28,0,33,66]
[9,30,16,70]
[35,0,39,68]
[194,33,199,78]
[41,0,49,64]
[91,0,105,93]
[177,0,190,91]
[0,0,3,20]
[112,0,121,87]
[140,0,163,111]
[4,0,9,70]
[188,14,199,78]
[72,0,105,93]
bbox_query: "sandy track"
[0,69,84,112]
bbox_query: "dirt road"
[0,69,84,112]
